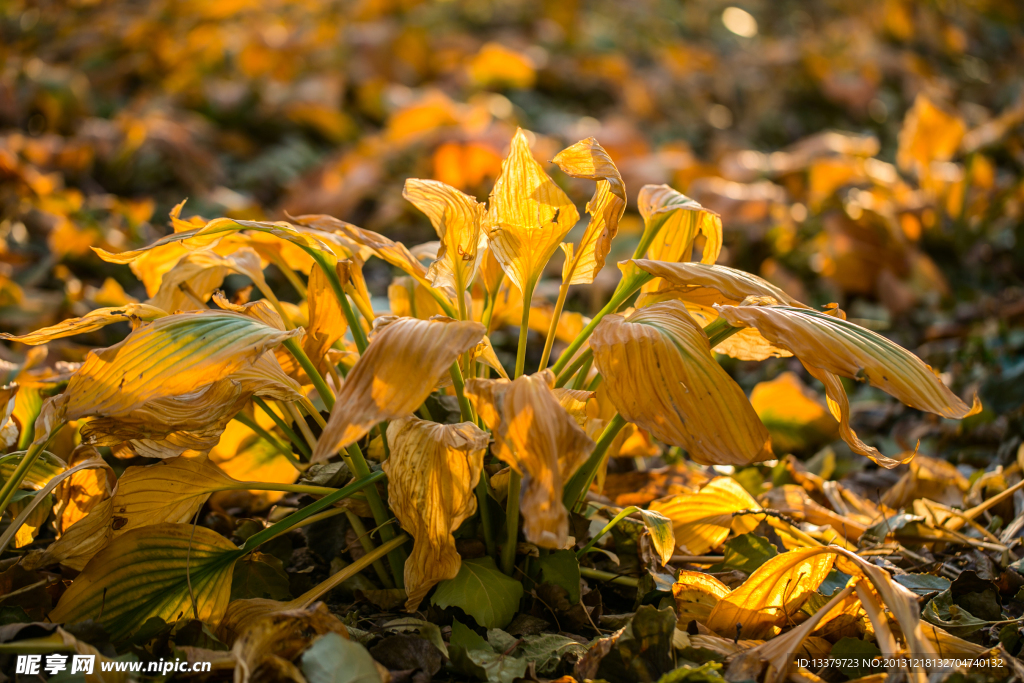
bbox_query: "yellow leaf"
[705,546,837,639]
[484,129,580,296]
[382,417,488,610]
[0,383,19,449]
[403,179,488,300]
[750,372,838,453]
[49,523,241,642]
[635,185,722,293]
[673,570,731,627]
[552,138,625,285]
[0,304,166,345]
[715,304,981,420]
[311,317,484,462]
[58,310,302,422]
[591,300,773,466]
[466,370,594,549]
[53,447,113,534]
[27,455,236,571]
[303,263,347,373]
[468,43,536,89]
[631,260,807,308]
[649,477,762,555]
[387,276,446,319]
[803,363,916,468]
[897,95,966,178]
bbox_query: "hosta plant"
[0,128,983,678]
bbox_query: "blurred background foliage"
[1,0,1023,471]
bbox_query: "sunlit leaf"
[382,416,489,610]
[55,310,301,423]
[705,546,837,639]
[483,129,579,295]
[715,304,981,420]
[591,300,773,466]
[49,523,243,641]
[649,477,762,555]
[673,570,730,627]
[635,185,722,293]
[403,179,488,299]
[552,137,625,285]
[0,304,166,345]
[311,316,484,461]
[303,263,348,373]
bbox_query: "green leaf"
[518,633,588,675]
[894,573,950,596]
[301,632,382,683]
[830,637,882,679]
[449,619,527,683]
[709,533,777,573]
[432,557,523,629]
[48,523,244,642]
[537,549,581,604]
[230,552,291,601]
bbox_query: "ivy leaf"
[432,557,524,629]
[449,619,528,683]
[536,549,581,604]
[708,533,778,573]
[829,637,883,679]
[518,633,588,675]
[922,589,989,637]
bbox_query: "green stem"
[261,247,307,298]
[0,426,63,520]
[586,373,603,391]
[549,272,651,376]
[555,348,593,388]
[576,506,640,559]
[234,412,303,470]
[514,280,537,379]
[570,355,593,390]
[501,472,522,575]
[346,510,395,588]
[451,361,496,558]
[703,317,743,348]
[538,282,569,371]
[253,397,311,459]
[228,481,338,496]
[450,362,475,424]
[296,534,409,607]
[562,414,628,511]
[284,337,336,410]
[311,256,369,353]
[346,442,406,588]
[240,471,385,551]
[579,566,639,588]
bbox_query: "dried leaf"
[716,304,981,419]
[649,477,762,555]
[382,416,489,610]
[552,138,625,285]
[0,304,166,345]
[404,179,488,299]
[466,370,594,549]
[311,316,484,461]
